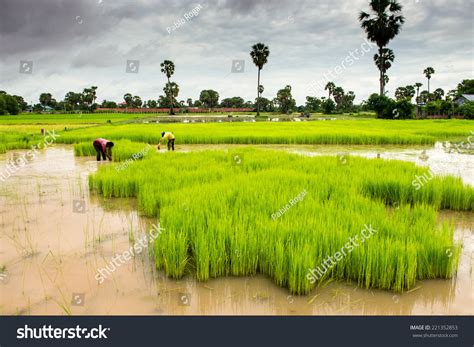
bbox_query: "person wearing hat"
[158,131,176,151]
[92,138,114,161]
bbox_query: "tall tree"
[332,86,345,109]
[39,93,53,107]
[82,86,98,107]
[276,85,295,114]
[414,82,423,103]
[199,90,219,109]
[13,95,28,111]
[419,90,429,104]
[305,96,322,112]
[160,60,176,115]
[163,82,180,108]
[65,91,83,110]
[250,42,270,116]
[433,88,444,101]
[359,0,405,95]
[123,93,133,107]
[395,87,406,101]
[221,97,245,108]
[456,79,474,96]
[373,48,395,93]
[132,95,142,108]
[146,100,158,108]
[325,82,336,100]
[405,85,415,101]
[446,89,457,101]
[423,67,435,94]
[91,86,98,104]
[395,85,415,101]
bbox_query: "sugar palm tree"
[414,82,423,102]
[332,86,345,108]
[250,43,270,116]
[325,82,336,100]
[374,48,394,92]
[160,60,176,115]
[163,82,179,108]
[433,88,444,101]
[423,67,435,94]
[359,0,405,96]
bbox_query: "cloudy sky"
[0,0,472,105]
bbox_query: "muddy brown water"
[0,144,472,315]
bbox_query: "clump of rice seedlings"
[89,149,470,294]
[74,140,154,162]
[360,165,473,211]
[73,142,97,157]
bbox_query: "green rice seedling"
[74,142,97,157]
[74,140,154,162]
[89,149,471,294]
[56,119,472,146]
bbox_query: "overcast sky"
[0,0,472,105]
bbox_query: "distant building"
[454,94,474,106]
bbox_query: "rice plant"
[89,148,471,294]
[74,140,154,162]
[57,119,472,146]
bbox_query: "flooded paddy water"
[0,143,472,315]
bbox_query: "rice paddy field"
[55,119,472,145]
[0,115,473,315]
[87,148,472,294]
[0,113,150,125]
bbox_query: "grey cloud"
[0,0,472,105]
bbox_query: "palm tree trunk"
[379,47,384,96]
[427,78,430,95]
[168,77,174,115]
[256,68,261,116]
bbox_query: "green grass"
[89,149,471,294]
[0,113,148,124]
[57,119,473,146]
[1,119,471,153]
[74,140,155,162]
[0,124,92,154]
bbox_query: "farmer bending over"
[93,138,114,161]
[158,131,175,151]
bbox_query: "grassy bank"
[89,149,472,294]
